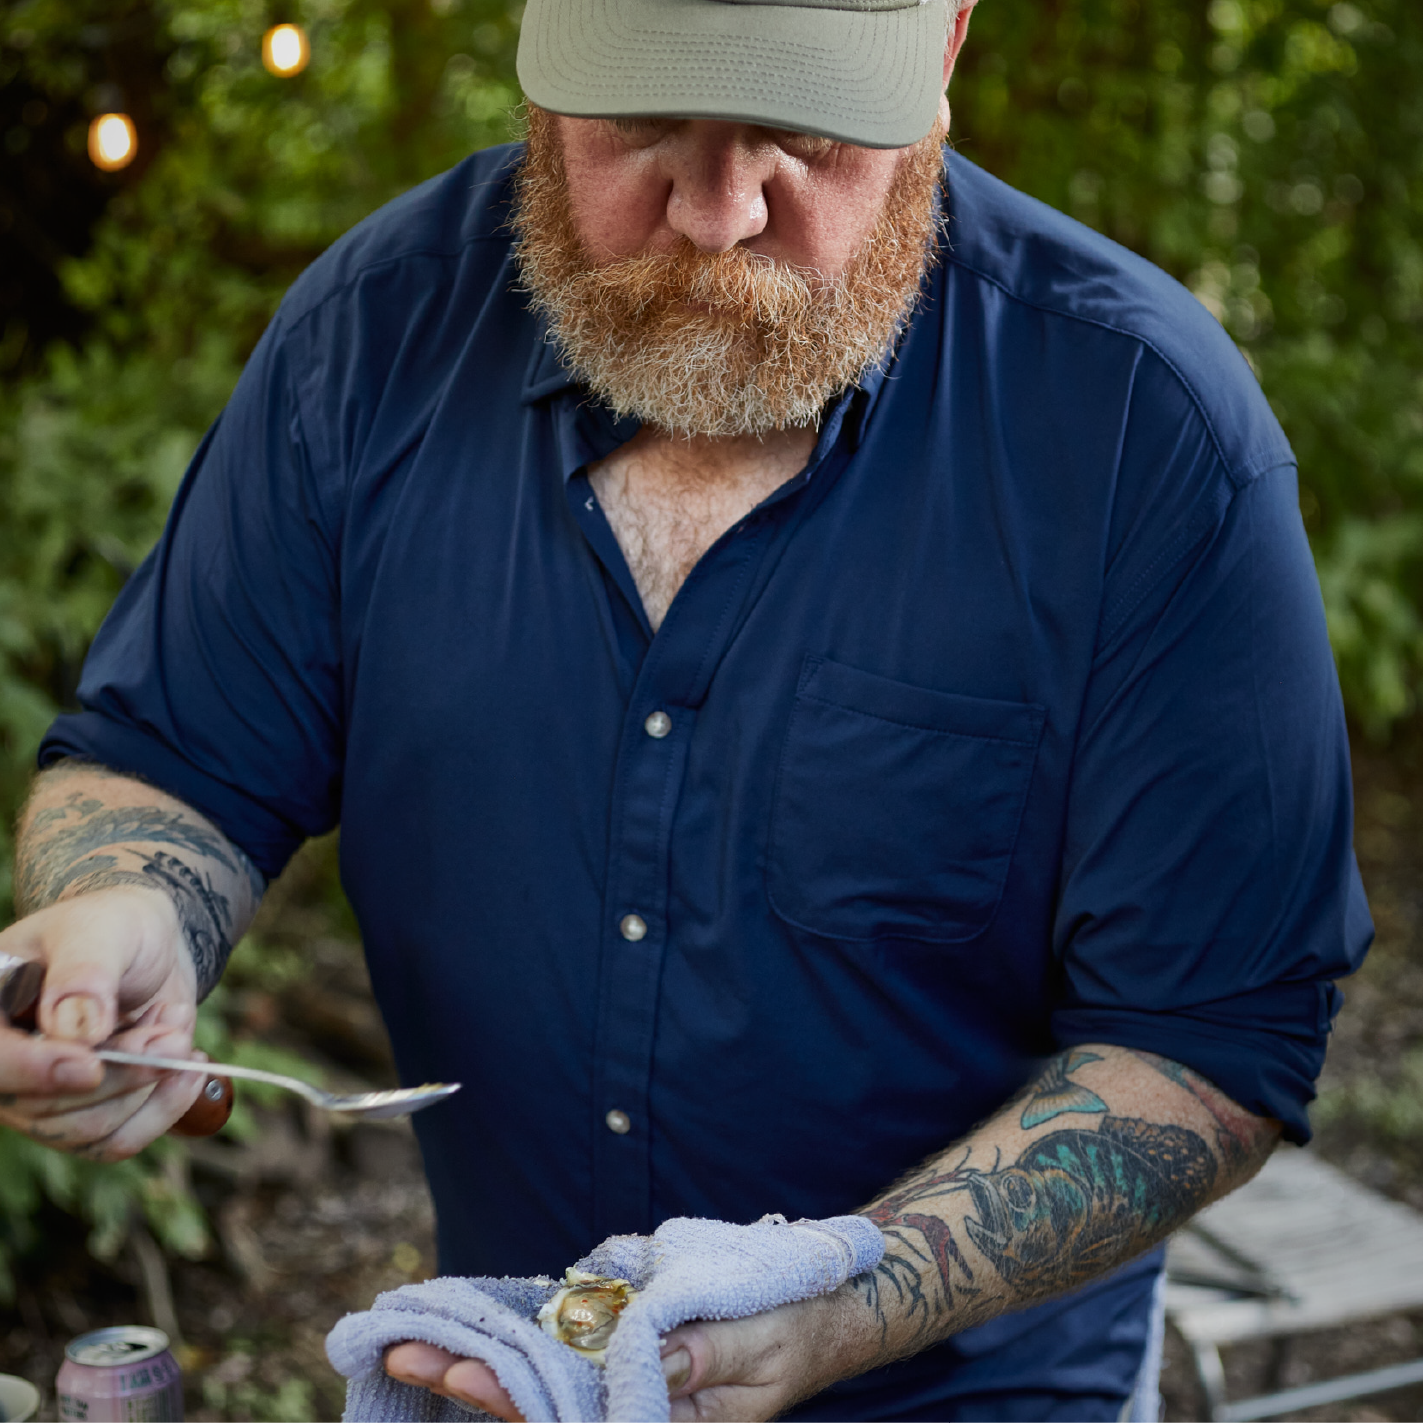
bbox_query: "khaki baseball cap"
[517,0,950,150]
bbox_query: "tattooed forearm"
[962,1115,1214,1290]
[17,800,251,911]
[847,1044,1280,1364]
[1016,1048,1107,1129]
[1124,1047,1270,1172]
[15,763,264,998]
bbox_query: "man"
[0,0,1371,1417]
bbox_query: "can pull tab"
[0,952,233,1136]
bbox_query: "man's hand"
[384,1293,850,1423]
[0,886,206,1160]
[1,761,265,1160]
[657,1297,846,1422]
[384,1045,1279,1420]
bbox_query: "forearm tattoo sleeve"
[16,765,265,998]
[852,1045,1277,1353]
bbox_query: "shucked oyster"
[536,1269,637,1365]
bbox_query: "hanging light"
[262,23,311,76]
[88,113,137,171]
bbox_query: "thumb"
[661,1342,694,1395]
[661,1305,815,1408]
[23,892,167,1044]
[660,1319,747,1399]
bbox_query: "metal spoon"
[95,1049,461,1119]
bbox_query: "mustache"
[578,241,828,327]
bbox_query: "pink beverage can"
[56,1327,183,1422]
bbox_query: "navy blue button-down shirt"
[43,144,1372,1418]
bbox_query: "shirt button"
[605,1109,632,1135]
[620,913,648,941]
[644,710,672,739]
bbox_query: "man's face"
[513,104,947,438]
[555,113,925,279]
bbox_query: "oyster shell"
[536,1269,637,1365]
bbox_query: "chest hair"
[588,427,816,631]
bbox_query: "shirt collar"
[521,322,575,404]
[521,309,902,467]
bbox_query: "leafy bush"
[0,1129,206,1302]
[202,1365,315,1423]
[1314,1045,1423,1143]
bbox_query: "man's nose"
[662,125,774,253]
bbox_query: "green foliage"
[0,1126,207,1302]
[1314,1045,1423,1142]
[1317,516,1423,735]
[202,1352,316,1421]
[0,337,242,909]
[194,941,327,1142]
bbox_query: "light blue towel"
[327,1213,885,1423]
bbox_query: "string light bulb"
[88,113,137,171]
[262,23,310,76]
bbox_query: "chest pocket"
[766,656,1045,944]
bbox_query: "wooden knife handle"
[169,1075,234,1136]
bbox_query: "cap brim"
[517,0,947,150]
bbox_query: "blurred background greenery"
[0,0,1419,1405]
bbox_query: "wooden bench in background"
[1166,1149,1423,1421]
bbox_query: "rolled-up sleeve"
[40,313,344,882]
[1052,461,1373,1142]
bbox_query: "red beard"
[512,105,946,438]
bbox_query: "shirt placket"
[544,373,872,1241]
[588,523,767,1239]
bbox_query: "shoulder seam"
[280,229,513,337]
[278,153,523,334]
[1096,504,1220,655]
[1093,458,1298,660]
[942,249,1292,490]
[281,354,343,565]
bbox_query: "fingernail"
[661,1348,691,1391]
[51,995,103,1042]
[52,1056,102,1090]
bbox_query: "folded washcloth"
[328,1273,589,1422]
[588,1213,885,1422]
[327,1212,885,1423]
